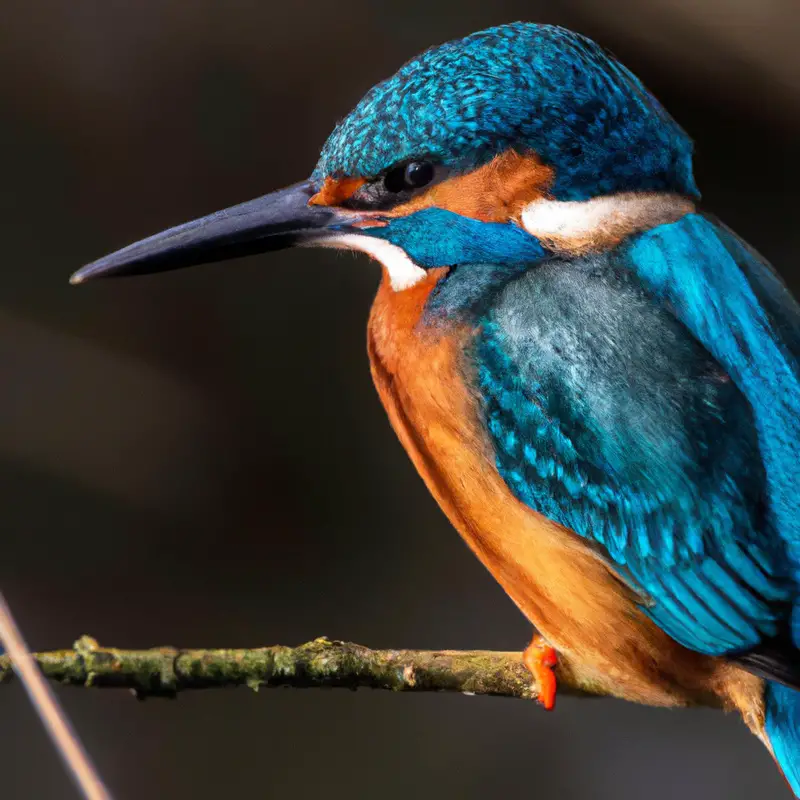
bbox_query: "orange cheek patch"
[388,150,554,223]
[309,175,367,206]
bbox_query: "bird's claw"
[523,635,558,711]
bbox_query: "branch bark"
[0,636,607,702]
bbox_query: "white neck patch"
[315,233,427,291]
[520,192,694,255]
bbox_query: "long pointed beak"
[70,180,351,284]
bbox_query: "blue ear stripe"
[368,207,545,268]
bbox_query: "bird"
[72,22,800,794]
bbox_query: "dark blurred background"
[1,1,798,797]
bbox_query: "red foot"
[523,635,558,711]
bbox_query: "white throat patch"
[316,233,427,291]
[520,192,694,255]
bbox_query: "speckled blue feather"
[313,23,698,201]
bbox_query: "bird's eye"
[342,161,443,211]
[383,161,435,193]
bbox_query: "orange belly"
[367,268,764,719]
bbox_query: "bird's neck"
[364,190,696,325]
[367,267,453,377]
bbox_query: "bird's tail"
[765,681,800,796]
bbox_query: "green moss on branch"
[0,636,603,701]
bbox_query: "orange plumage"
[386,151,553,223]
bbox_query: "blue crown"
[313,23,699,201]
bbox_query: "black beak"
[70,180,350,284]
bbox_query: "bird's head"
[72,23,698,293]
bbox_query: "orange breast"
[367,269,762,714]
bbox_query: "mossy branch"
[0,636,607,702]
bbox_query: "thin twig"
[0,599,111,800]
[0,636,608,702]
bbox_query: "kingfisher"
[72,23,800,792]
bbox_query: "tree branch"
[0,636,607,702]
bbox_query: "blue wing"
[475,213,800,661]
[627,215,800,565]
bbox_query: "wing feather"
[475,216,799,665]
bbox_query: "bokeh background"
[1,1,799,797]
